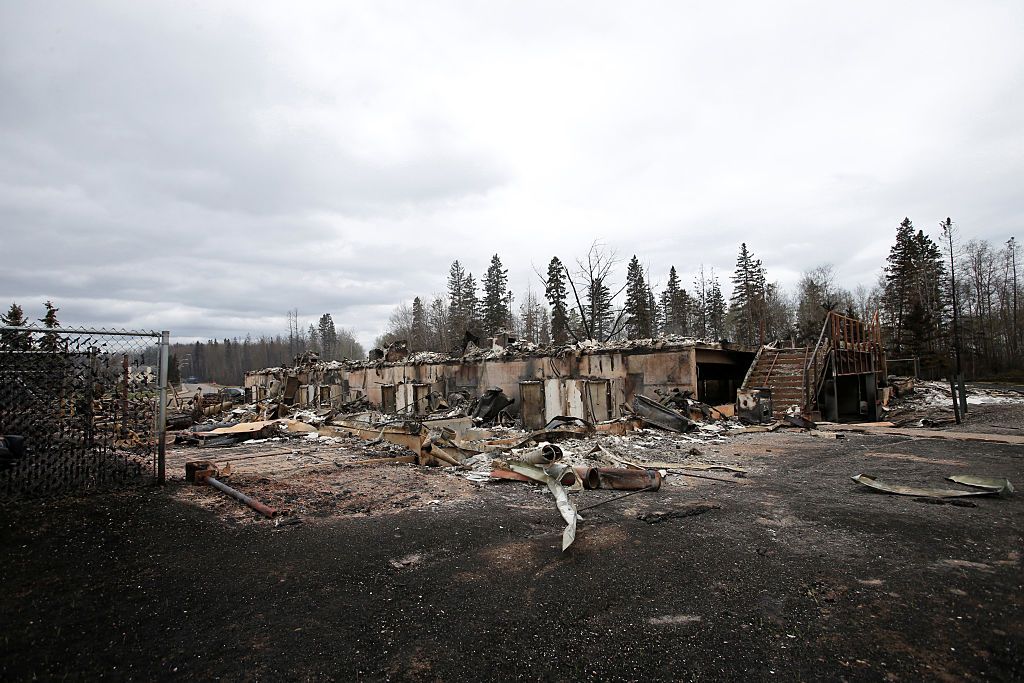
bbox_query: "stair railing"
[739,344,766,390]
[763,350,781,386]
[804,313,834,412]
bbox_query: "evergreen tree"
[545,257,570,344]
[587,276,613,340]
[908,228,947,362]
[464,273,482,337]
[192,341,204,380]
[882,218,947,365]
[1,302,31,351]
[883,218,918,351]
[623,255,654,339]
[648,285,660,338]
[660,266,690,335]
[307,324,319,355]
[446,260,469,341]
[707,273,727,339]
[317,313,338,359]
[38,300,61,352]
[728,243,768,346]
[410,297,427,351]
[482,254,510,335]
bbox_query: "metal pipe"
[521,443,563,464]
[595,468,662,491]
[572,466,601,490]
[205,476,278,518]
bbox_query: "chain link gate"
[0,326,168,500]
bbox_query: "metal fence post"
[157,330,169,485]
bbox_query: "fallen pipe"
[572,466,601,490]
[204,475,278,518]
[594,468,662,491]
[520,443,563,465]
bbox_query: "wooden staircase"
[741,347,809,418]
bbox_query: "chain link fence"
[0,325,168,500]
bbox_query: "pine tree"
[882,218,947,364]
[410,297,427,351]
[587,276,613,341]
[545,257,570,344]
[464,273,482,337]
[908,228,947,361]
[482,254,510,335]
[1,302,31,351]
[447,260,469,341]
[660,266,690,336]
[728,243,768,346]
[38,300,61,352]
[648,285,660,338]
[883,218,917,351]
[317,313,338,359]
[623,255,654,339]
[307,324,319,355]
[707,273,727,339]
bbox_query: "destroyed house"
[738,310,887,422]
[245,339,756,428]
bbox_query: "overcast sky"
[1,1,1021,349]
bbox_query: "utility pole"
[941,218,967,421]
[1009,236,1019,356]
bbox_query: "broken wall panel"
[544,377,565,422]
[586,379,611,422]
[519,381,545,430]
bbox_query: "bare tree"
[564,241,628,342]
[374,301,415,348]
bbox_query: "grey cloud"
[2,1,1022,350]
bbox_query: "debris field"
[1,384,1022,680]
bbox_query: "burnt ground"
[2,411,1023,681]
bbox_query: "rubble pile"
[171,384,757,549]
[350,334,727,368]
[884,377,1024,416]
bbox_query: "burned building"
[245,338,756,427]
[246,312,892,426]
[738,310,888,422]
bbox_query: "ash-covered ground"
[1,406,1022,681]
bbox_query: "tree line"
[377,225,1021,379]
[3,220,1019,382]
[167,312,364,385]
[0,302,364,386]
